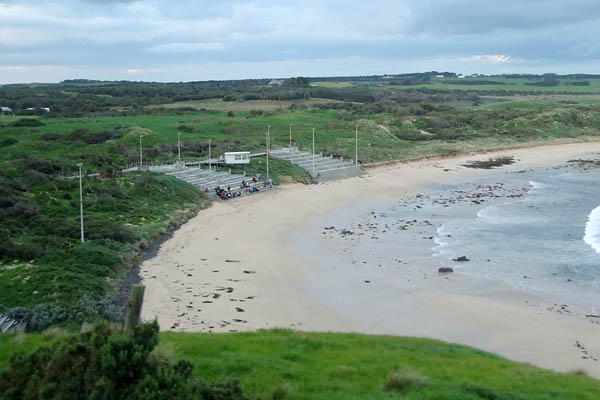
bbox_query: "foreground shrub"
[0,321,250,400]
[7,295,122,332]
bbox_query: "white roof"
[224,151,250,155]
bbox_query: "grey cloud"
[0,0,599,83]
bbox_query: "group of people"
[210,176,264,200]
[214,186,242,200]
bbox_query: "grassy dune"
[1,329,599,399]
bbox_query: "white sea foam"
[528,180,551,191]
[584,205,600,254]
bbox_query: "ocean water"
[434,168,600,312]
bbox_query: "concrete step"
[0,314,20,333]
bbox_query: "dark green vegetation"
[2,76,600,324]
[1,328,599,399]
[0,117,211,322]
[0,322,249,400]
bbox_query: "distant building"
[457,75,466,79]
[0,106,12,113]
[268,79,283,86]
[25,107,50,112]
[435,74,445,78]
[382,75,395,79]
[224,151,250,165]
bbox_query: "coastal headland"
[141,141,600,377]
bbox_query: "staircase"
[270,146,365,182]
[0,306,22,333]
[150,164,272,198]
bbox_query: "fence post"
[124,285,145,334]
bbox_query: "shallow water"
[294,165,600,315]
[433,167,600,312]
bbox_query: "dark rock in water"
[438,267,454,274]
[452,256,470,262]
[324,226,335,230]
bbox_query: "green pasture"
[387,76,600,94]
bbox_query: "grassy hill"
[1,329,598,399]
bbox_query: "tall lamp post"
[139,135,143,168]
[355,125,359,166]
[208,139,212,171]
[289,123,292,149]
[266,125,271,182]
[77,163,85,243]
[177,132,182,163]
[312,127,315,175]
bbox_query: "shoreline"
[140,141,600,377]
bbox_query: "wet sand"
[140,141,600,377]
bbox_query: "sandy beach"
[140,141,600,377]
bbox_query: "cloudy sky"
[1,0,599,83]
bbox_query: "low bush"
[0,138,18,147]
[7,295,122,332]
[9,118,44,127]
[383,369,429,392]
[68,128,123,144]
[40,132,61,141]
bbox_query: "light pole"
[139,135,143,168]
[289,123,292,150]
[208,139,212,171]
[355,125,358,166]
[77,163,84,243]
[312,127,315,175]
[177,132,182,163]
[266,125,271,182]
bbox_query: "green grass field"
[1,329,599,399]
[386,76,600,94]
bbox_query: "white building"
[224,151,250,165]
[0,106,12,113]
